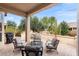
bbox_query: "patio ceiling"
[0,3,56,17]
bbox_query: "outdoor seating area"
[0,33,77,56]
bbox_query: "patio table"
[21,42,43,56]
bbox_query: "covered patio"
[0,3,78,56]
[0,34,76,56]
[0,3,56,42]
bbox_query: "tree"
[5,20,16,34]
[48,16,58,37]
[37,21,45,32]
[7,20,16,27]
[59,21,69,35]
[41,16,49,30]
[18,18,25,32]
[30,16,45,32]
[30,16,39,32]
[57,24,61,35]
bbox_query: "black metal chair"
[13,39,26,52]
[46,39,59,51]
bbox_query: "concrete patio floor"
[0,34,77,56]
[0,42,76,56]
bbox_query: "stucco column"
[0,12,4,44]
[77,4,79,56]
[25,15,30,42]
[1,14,4,44]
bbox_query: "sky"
[4,3,77,25]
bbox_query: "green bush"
[59,21,69,35]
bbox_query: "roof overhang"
[0,3,57,17]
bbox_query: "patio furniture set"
[12,34,60,56]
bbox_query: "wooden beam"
[0,4,26,17]
[0,3,57,17]
[27,3,57,15]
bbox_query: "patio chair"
[13,38,26,52]
[46,39,59,52]
[32,33,41,41]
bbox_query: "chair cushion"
[46,39,59,49]
[15,38,26,47]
